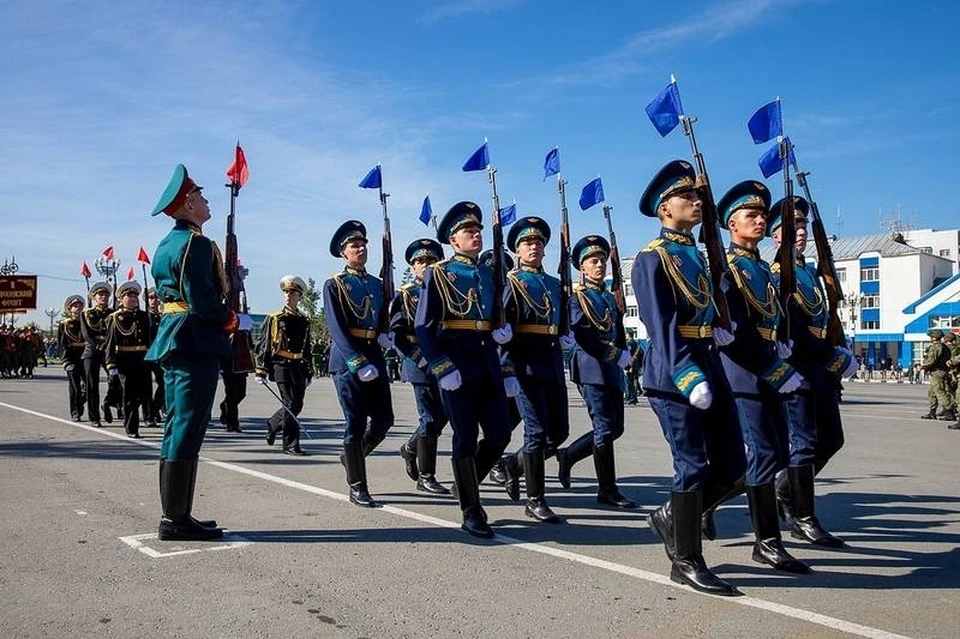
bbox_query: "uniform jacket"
[322,267,386,374]
[58,317,85,369]
[80,305,111,359]
[389,280,432,384]
[501,265,565,384]
[145,220,232,362]
[256,307,313,384]
[105,308,151,371]
[569,277,624,388]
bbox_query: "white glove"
[841,357,859,379]
[776,340,794,359]
[358,364,379,382]
[689,381,713,410]
[439,369,462,391]
[504,376,520,397]
[418,357,429,369]
[108,368,119,377]
[65,364,75,372]
[377,332,395,349]
[616,349,632,369]
[255,374,267,385]
[237,313,253,331]
[492,324,513,345]
[713,325,735,347]
[559,333,576,350]
[778,372,804,394]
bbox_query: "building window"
[836,267,846,283]
[932,315,960,328]
[860,267,879,281]
[920,246,933,254]
[860,320,879,330]
[940,248,951,258]
[861,295,880,309]
[623,282,633,297]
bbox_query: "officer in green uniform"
[105,280,152,439]
[146,164,240,541]
[942,332,960,430]
[920,329,955,421]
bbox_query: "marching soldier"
[415,202,513,538]
[392,239,451,495]
[495,217,570,523]
[146,164,239,541]
[944,332,960,430]
[633,159,746,596]
[105,280,152,439]
[323,220,395,506]
[920,329,955,421]
[715,180,809,574]
[144,287,164,427]
[767,197,859,547]
[58,295,87,421]
[556,234,636,509]
[81,282,113,427]
[255,275,313,456]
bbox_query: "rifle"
[774,137,797,343]
[556,176,572,336]
[487,166,506,329]
[796,170,845,347]
[601,204,626,317]
[377,184,394,334]
[679,116,732,330]
[224,178,255,373]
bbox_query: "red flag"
[225,144,249,189]
[126,267,135,281]
[80,261,92,278]
[137,246,151,264]
[102,246,115,260]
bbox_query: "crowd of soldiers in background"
[0,324,48,378]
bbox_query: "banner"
[0,275,38,311]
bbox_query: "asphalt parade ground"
[1,372,957,638]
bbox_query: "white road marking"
[74,510,88,516]
[0,401,912,639]
[119,532,252,558]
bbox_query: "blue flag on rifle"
[748,99,782,144]
[462,141,490,172]
[358,165,382,189]
[500,202,517,226]
[645,77,684,137]
[578,177,604,211]
[758,137,798,178]
[420,194,433,226]
[543,147,560,181]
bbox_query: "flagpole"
[376,167,394,333]
[556,169,571,336]
[487,160,507,328]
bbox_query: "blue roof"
[902,271,960,313]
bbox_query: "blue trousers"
[333,370,394,444]
[516,375,570,453]
[733,393,789,485]
[811,369,845,470]
[440,378,510,460]
[413,380,447,438]
[648,390,746,492]
[580,384,624,447]
[777,389,817,467]
[160,354,220,460]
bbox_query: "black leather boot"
[648,498,675,560]
[343,442,376,507]
[593,443,636,508]
[920,410,936,419]
[701,477,745,541]
[556,432,594,489]
[670,491,738,596]
[487,459,507,486]
[158,459,223,541]
[183,459,219,529]
[400,433,419,481]
[451,457,494,538]
[416,434,450,495]
[523,451,560,523]
[361,432,386,457]
[102,402,113,424]
[502,449,523,502]
[746,482,811,574]
[786,465,844,548]
[937,409,957,421]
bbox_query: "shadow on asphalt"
[0,439,158,461]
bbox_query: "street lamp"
[43,308,59,339]
[845,292,863,352]
[94,255,120,305]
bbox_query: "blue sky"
[3,0,959,326]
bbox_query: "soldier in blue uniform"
[392,239,451,495]
[256,275,313,456]
[715,180,809,573]
[632,160,746,596]
[556,235,636,509]
[147,164,239,541]
[323,221,395,507]
[105,280,152,439]
[415,201,513,538]
[58,295,87,421]
[768,197,858,547]
[493,217,571,523]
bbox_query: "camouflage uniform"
[921,329,955,420]
[943,332,960,430]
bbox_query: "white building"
[618,229,959,367]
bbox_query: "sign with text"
[0,275,38,311]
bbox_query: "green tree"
[299,277,329,342]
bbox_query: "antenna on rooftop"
[836,203,844,235]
